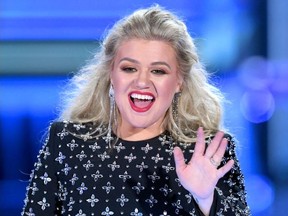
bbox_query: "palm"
[173,127,234,200]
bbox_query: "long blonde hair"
[60,5,225,143]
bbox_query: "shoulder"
[205,132,237,156]
[224,133,237,149]
[48,120,105,141]
[222,133,239,161]
[48,121,70,136]
[50,120,97,131]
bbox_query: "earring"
[172,92,181,121]
[103,85,115,147]
[172,92,181,140]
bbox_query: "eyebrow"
[119,57,139,64]
[119,57,172,70]
[151,61,171,70]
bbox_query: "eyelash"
[121,67,137,73]
[121,67,167,75]
[151,69,167,75]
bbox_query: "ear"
[175,76,183,93]
[109,71,114,86]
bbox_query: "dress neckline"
[116,131,169,144]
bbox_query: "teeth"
[131,93,154,100]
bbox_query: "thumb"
[173,146,186,172]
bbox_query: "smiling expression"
[110,39,182,139]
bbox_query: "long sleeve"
[21,121,251,215]
[207,135,251,216]
[22,123,61,215]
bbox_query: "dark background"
[1,0,287,215]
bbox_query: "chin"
[126,120,154,129]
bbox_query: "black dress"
[22,121,250,215]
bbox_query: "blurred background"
[0,0,287,215]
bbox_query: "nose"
[134,70,150,89]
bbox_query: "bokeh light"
[246,174,275,213]
[237,56,275,90]
[240,89,275,123]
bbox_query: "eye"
[121,67,137,73]
[151,69,167,75]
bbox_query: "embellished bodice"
[22,121,250,216]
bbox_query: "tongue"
[134,99,152,108]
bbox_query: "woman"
[22,5,250,216]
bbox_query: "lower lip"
[129,98,154,113]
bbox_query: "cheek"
[111,74,126,93]
[156,88,176,109]
[160,79,180,96]
[112,79,130,108]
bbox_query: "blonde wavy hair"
[60,5,225,143]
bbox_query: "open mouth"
[129,92,155,112]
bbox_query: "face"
[110,39,182,138]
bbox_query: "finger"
[205,131,225,158]
[212,137,228,163]
[173,146,187,172]
[193,127,205,157]
[217,160,234,178]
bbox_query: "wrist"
[193,193,214,216]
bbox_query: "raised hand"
[173,127,234,215]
